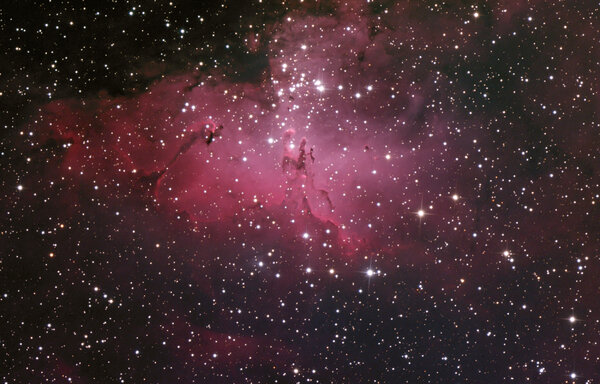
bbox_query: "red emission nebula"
[2,0,600,382]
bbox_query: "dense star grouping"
[1,0,599,382]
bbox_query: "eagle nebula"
[1,0,599,382]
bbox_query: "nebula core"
[1,0,599,382]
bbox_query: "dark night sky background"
[1,0,599,382]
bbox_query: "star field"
[1,0,599,382]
